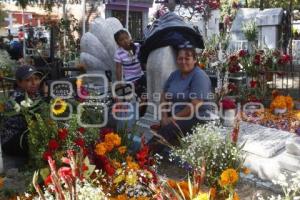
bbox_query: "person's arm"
[172,99,203,119]
[160,92,173,126]
[116,62,122,82]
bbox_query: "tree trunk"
[259,0,264,10]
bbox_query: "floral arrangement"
[242,20,258,42]
[170,122,246,199]
[220,98,237,110]
[93,133,158,199]
[257,171,300,200]
[270,95,294,111]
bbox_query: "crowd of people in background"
[0,25,49,62]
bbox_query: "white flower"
[14,103,21,112]
[20,97,33,108]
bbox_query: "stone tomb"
[236,122,300,181]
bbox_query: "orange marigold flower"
[95,143,106,156]
[104,133,121,147]
[167,179,177,189]
[285,96,294,110]
[114,194,127,200]
[118,146,127,154]
[112,160,122,169]
[0,177,4,189]
[126,156,133,162]
[0,103,4,113]
[219,168,239,187]
[209,187,217,199]
[233,192,240,200]
[127,161,140,170]
[104,141,114,152]
[242,167,251,175]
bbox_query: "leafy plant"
[170,122,245,187]
[242,20,258,42]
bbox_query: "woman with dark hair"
[148,43,212,153]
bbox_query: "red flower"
[100,128,114,140]
[74,138,85,148]
[43,151,52,161]
[228,82,237,92]
[231,126,239,144]
[250,80,257,88]
[83,148,89,156]
[220,98,236,110]
[78,127,85,134]
[58,128,68,140]
[229,55,238,62]
[253,54,261,65]
[48,139,59,151]
[58,167,73,179]
[104,163,115,176]
[278,54,292,65]
[238,49,247,57]
[44,175,52,186]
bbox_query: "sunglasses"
[178,42,194,49]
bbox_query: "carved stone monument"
[80,17,123,81]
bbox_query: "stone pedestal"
[137,46,177,141]
[145,46,177,117]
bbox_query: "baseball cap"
[15,65,43,81]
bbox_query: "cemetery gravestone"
[256,8,283,49]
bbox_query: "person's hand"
[160,116,174,127]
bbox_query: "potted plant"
[242,20,258,53]
[220,98,237,127]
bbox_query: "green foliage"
[242,20,258,42]
[247,0,300,9]
[0,3,7,27]
[0,49,16,78]
[171,123,245,187]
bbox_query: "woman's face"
[17,74,41,95]
[176,49,197,74]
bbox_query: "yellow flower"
[125,171,138,186]
[118,146,127,154]
[51,98,67,115]
[193,193,210,200]
[219,168,239,187]
[95,143,106,156]
[114,174,125,185]
[233,192,239,200]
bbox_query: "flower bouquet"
[220,98,237,127]
[270,95,294,115]
[170,122,246,199]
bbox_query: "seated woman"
[1,65,47,157]
[148,43,212,153]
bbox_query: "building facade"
[105,0,153,40]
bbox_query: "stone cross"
[5,13,17,33]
